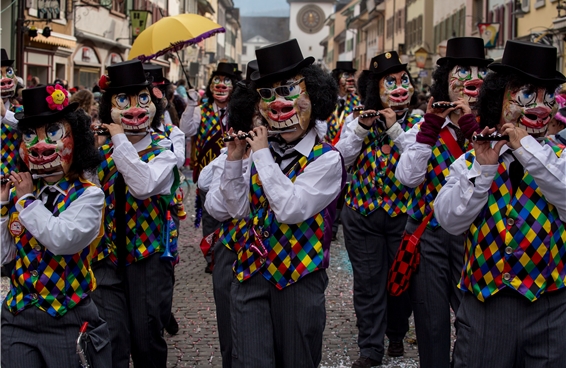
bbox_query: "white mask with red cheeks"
[501,84,557,136]
[379,70,414,110]
[20,120,74,176]
[1,66,17,100]
[211,75,233,103]
[257,75,311,131]
[110,88,156,132]
[339,72,356,95]
[448,65,489,105]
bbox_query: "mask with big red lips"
[1,66,17,100]
[211,75,233,103]
[449,65,488,106]
[110,88,156,131]
[379,70,414,110]
[20,120,74,176]
[339,72,356,96]
[501,84,557,136]
[257,75,312,131]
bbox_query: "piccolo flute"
[472,133,509,142]
[359,112,380,119]
[223,128,297,142]
[352,106,365,112]
[1,171,65,184]
[432,102,456,109]
[93,126,148,136]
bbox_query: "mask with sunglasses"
[256,75,312,131]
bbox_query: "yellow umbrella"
[128,13,225,61]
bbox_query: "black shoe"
[351,356,381,368]
[387,340,404,357]
[165,313,179,335]
[204,264,213,274]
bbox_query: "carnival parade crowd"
[1,35,566,368]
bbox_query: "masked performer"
[326,61,360,142]
[1,49,23,176]
[1,85,111,367]
[91,59,178,368]
[218,39,342,368]
[394,37,492,368]
[435,40,566,368]
[333,51,419,367]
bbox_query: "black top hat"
[15,85,78,128]
[1,48,14,67]
[369,51,407,77]
[213,62,238,78]
[251,39,315,83]
[142,63,168,85]
[488,40,566,84]
[436,37,493,66]
[333,61,357,73]
[104,60,150,92]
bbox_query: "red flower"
[99,75,110,90]
[45,84,69,111]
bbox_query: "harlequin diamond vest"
[5,178,96,317]
[345,115,421,217]
[194,102,224,180]
[234,142,336,289]
[92,133,175,265]
[459,141,566,302]
[1,104,23,175]
[218,218,249,252]
[407,124,472,228]
[326,93,360,142]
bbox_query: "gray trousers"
[125,253,174,368]
[406,218,465,368]
[91,257,131,368]
[212,240,237,368]
[1,297,112,368]
[454,288,566,368]
[231,270,328,368]
[199,188,221,237]
[342,206,412,362]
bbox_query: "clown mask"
[257,75,311,131]
[20,120,73,180]
[449,65,488,105]
[1,66,17,100]
[110,88,156,132]
[339,72,356,96]
[379,70,414,111]
[211,75,233,103]
[501,84,557,136]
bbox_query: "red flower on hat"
[99,74,110,90]
[45,84,69,111]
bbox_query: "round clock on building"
[297,4,325,34]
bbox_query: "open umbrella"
[128,13,225,61]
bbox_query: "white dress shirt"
[2,100,18,127]
[394,116,461,188]
[1,182,105,264]
[179,101,228,138]
[110,133,177,200]
[435,135,566,235]
[219,128,343,224]
[154,123,186,169]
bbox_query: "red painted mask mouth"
[121,107,150,129]
[268,100,297,122]
[463,79,483,98]
[1,77,15,97]
[28,142,61,170]
[388,87,410,104]
[520,106,551,132]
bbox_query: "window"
[29,0,65,19]
[338,41,346,54]
[347,38,353,52]
[242,45,247,54]
[330,24,335,37]
[417,15,423,44]
[112,0,126,14]
[387,17,394,38]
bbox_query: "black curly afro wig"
[356,70,372,105]
[98,85,164,131]
[476,71,560,129]
[227,82,260,133]
[204,72,238,103]
[18,108,101,179]
[251,64,338,131]
[364,67,417,111]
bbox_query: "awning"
[29,33,76,49]
[75,31,130,50]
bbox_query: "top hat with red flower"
[15,84,78,128]
[99,59,150,92]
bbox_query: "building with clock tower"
[288,0,335,63]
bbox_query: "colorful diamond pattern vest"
[5,178,96,317]
[459,142,566,302]
[345,115,421,217]
[218,218,249,252]
[325,93,360,142]
[1,104,23,175]
[194,102,223,180]
[234,143,335,289]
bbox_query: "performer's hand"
[426,97,458,119]
[9,171,33,199]
[359,109,377,127]
[226,128,247,161]
[247,126,269,152]
[353,105,364,119]
[101,123,124,137]
[501,123,528,150]
[452,98,472,116]
[1,175,10,202]
[90,122,107,147]
[379,108,398,129]
[474,127,507,166]
[0,101,6,118]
